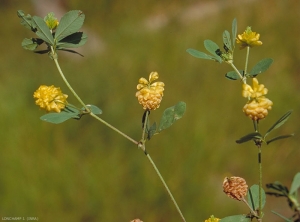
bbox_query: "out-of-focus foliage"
[0,0,299,221]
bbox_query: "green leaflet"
[55,10,85,42]
[223,30,232,52]
[248,184,266,211]
[56,32,88,48]
[186,48,216,61]
[290,172,300,195]
[264,110,293,139]
[40,111,79,124]
[225,70,243,80]
[236,132,262,144]
[158,101,186,132]
[204,39,222,63]
[249,58,274,77]
[32,16,54,45]
[220,215,250,222]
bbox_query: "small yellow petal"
[138,77,148,85]
[149,72,159,83]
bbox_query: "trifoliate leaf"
[55,10,85,42]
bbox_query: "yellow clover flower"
[242,78,268,99]
[204,215,220,222]
[236,26,262,49]
[242,78,273,120]
[33,85,68,112]
[135,72,164,110]
[243,97,273,121]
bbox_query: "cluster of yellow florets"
[242,78,273,121]
[236,26,262,49]
[135,72,165,110]
[33,85,68,112]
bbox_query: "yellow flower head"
[243,97,273,121]
[242,78,273,120]
[44,12,59,30]
[236,26,262,49]
[242,78,268,99]
[33,85,68,112]
[204,215,220,222]
[135,72,165,110]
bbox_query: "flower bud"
[44,12,59,30]
[223,176,248,201]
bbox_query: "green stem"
[50,47,90,112]
[244,46,250,76]
[90,112,139,145]
[241,197,258,218]
[228,62,246,84]
[258,145,262,219]
[142,110,149,141]
[139,112,186,222]
[50,47,138,145]
[146,152,186,222]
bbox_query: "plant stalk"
[258,144,262,219]
[244,46,250,76]
[146,152,186,222]
[228,61,246,84]
[51,47,90,112]
[51,47,139,145]
[140,112,186,222]
[90,112,139,145]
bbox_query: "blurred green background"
[1,0,299,221]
